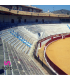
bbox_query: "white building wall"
[38,17,43,23]
[0,14,60,24]
[8,15,18,24]
[0,14,3,22]
[4,15,9,22]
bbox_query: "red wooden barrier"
[40,42,41,48]
[45,35,68,75]
[51,36,53,40]
[45,53,67,75]
[35,33,70,75]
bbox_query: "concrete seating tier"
[2,36,43,75]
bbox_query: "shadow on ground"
[0,69,4,74]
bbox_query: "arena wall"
[35,33,70,75]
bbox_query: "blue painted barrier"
[8,30,32,47]
[67,24,70,29]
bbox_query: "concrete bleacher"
[1,23,70,54]
[1,29,34,55]
[1,23,70,75]
[1,38,43,75]
[0,25,43,75]
[22,23,70,39]
[8,28,36,46]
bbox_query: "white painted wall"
[0,14,60,24]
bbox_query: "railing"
[34,33,70,75]
[45,53,67,75]
[44,34,70,75]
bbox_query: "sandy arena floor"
[46,37,70,75]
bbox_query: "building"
[0,5,70,75]
[0,5,70,30]
[1,5,42,13]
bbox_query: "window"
[11,19,14,23]
[12,6,17,10]
[35,19,38,22]
[24,19,26,23]
[42,19,44,23]
[18,19,21,23]
[33,9,36,12]
[18,6,22,11]
[29,8,32,12]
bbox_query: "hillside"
[52,9,70,15]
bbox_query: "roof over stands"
[0,6,70,18]
[21,5,42,11]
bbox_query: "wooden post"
[51,36,53,40]
[40,42,41,48]
[63,35,65,39]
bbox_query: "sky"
[32,5,70,12]
[1,0,70,12]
